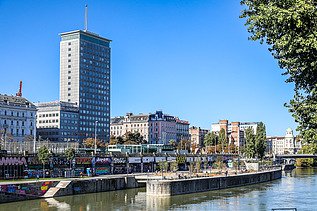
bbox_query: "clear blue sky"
[0,0,297,136]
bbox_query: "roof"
[60,30,112,42]
[0,94,36,109]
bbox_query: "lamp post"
[94,121,98,155]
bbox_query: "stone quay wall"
[146,169,282,196]
[0,176,140,203]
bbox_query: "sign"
[75,157,92,165]
[95,157,111,165]
[167,157,176,162]
[0,157,27,166]
[128,157,141,164]
[186,157,194,162]
[142,157,154,163]
[112,157,126,164]
[176,156,186,164]
[155,157,166,162]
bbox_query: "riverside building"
[211,120,260,148]
[110,111,189,144]
[59,28,111,142]
[0,94,37,142]
[36,101,79,142]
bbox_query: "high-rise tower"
[59,12,111,142]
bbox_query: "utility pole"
[94,121,98,155]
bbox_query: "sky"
[0,0,297,136]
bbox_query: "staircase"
[43,181,72,198]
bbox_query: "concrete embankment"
[0,176,141,203]
[146,169,282,196]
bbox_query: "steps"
[43,181,72,198]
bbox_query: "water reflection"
[1,168,317,211]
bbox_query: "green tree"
[65,148,75,169]
[177,140,191,151]
[218,128,227,153]
[204,132,217,147]
[170,161,178,172]
[255,122,267,159]
[124,132,146,144]
[240,0,317,143]
[38,146,51,178]
[245,127,256,159]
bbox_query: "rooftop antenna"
[84,5,88,31]
[16,80,22,97]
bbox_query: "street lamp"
[94,121,98,155]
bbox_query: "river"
[0,168,316,211]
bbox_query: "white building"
[0,94,36,142]
[269,128,301,155]
[36,101,79,142]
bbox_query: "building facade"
[189,126,209,147]
[110,111,189,144]
[175,118,190,142]
[269,128,302,155]
[110,113,149,141]
[60,30,111,142]
[36,101,79,142]
[0,94,36,143]
[211,120,260,148]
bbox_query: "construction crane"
[16,80,22,97]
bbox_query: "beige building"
[110,113,149,141]
[189,126,209,147]
[211,120,259,148]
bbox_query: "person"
[36,174,39,181]
[225,169,228,177]
[80,172,83,178]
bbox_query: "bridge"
[275,154,317,159]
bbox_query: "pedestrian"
[225,169,228,177]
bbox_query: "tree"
[245,127,256,159]
[218,128,227,153]
[240,0,317,143]
[204,132,217,147]
[83,138,105,148]
[170,161,178,172]
[38,146,51,178]
[177,140,191,151]
[255,122,267,159]
[65,148,75,169]
[124,132,146,144]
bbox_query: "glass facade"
[60,30,111,142]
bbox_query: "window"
[68,42,71,45]
[68,48,71,51]
[30,130,33,135]
[68,76,71,79]
[17,121,19,126]
[68,88,71,91]
[11,121,13,125]
[68,54,71,57]
[68,59,71,62]
[68,71,71,74]
[68,93,71,96]
[22,129,24,136]
[68,65,71,68]
[68,82,71,85]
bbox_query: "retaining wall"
[146,169,282,196]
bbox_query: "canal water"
[1,168,316,211]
